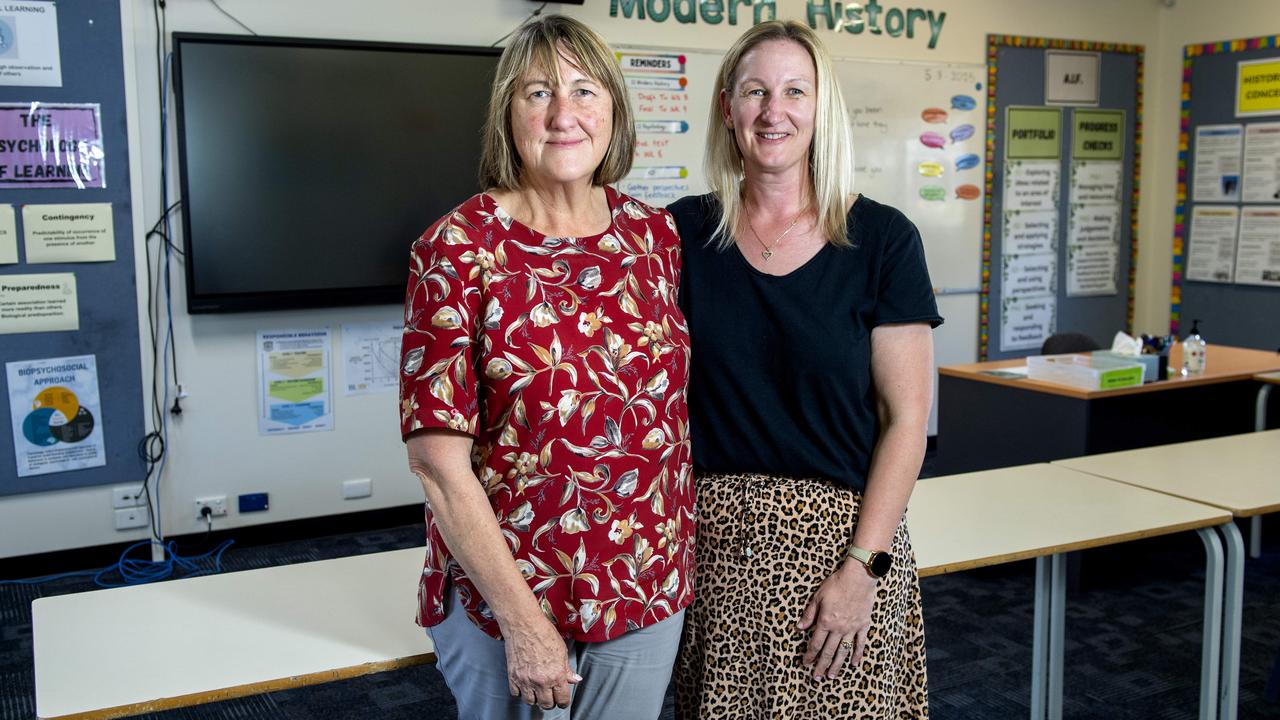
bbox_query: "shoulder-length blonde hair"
[705,21,856,248]
[479,15,635,191]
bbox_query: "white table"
[910,463,1233,720]
[1054,429,1280,720]
[1253,372,1280,557]
[32,548,433,719]
[33,461,1242,720]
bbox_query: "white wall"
[2,0,1276,558]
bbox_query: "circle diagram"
[22,386,95,447]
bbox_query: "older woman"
[670,21,940,718]
[399,15,694,719]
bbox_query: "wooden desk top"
[1053,430,1280,518]
[939,345,1280,400]
[909,464,1231,578]
[33,548,432,719]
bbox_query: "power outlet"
[111,485,145,509]
[194,495,228,519]
[114,506,150,531]
[342,477,372,499]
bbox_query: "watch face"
[869,552,893,577]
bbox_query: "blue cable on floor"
[0,539,234,588]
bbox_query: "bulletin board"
[614,45,987,380]
[1171,35,1280,351]
[979,35,1144,360]
[0,0,146,494]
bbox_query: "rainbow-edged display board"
[1172,35,1280,349]
[979,35,1144,360]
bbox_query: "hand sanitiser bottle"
[1182,319,1206,376]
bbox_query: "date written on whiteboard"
[923,68,977,84]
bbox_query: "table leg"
[1196,527,1225,720]
[1218,521,1245,720]
[1048,553,1066,720]
[1256,385,1272,560]
[1251,517,1262,560]
[1031,556,1051,720]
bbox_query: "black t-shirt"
[669,193,943,491]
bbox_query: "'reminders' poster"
[6,354,106,478]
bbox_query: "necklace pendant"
[761,249,773,260]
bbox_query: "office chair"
[1040,332,1101,355]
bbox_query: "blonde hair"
[705,21,856,248]
[479,15,635,190]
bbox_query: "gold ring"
[840,640,854,651]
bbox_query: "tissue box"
[1092,351,1160,383]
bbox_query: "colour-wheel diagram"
[22,385,95,447]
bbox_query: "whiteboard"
[615,46,987,433]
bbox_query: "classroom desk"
[909,464,1233,720]
[1053,430,1280,720]
[937,345,1280,474]
[32,548,433,719]
[1258,371,1280,433]
[34,464,1238,720]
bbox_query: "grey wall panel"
[1178,44,1280,352]
[0,0,146,494]
[986,43,1139,361]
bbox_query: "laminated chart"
[6,354,105,478]
[257,329,333,435]
[617,51,696,205]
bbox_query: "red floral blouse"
[400,187,695,642]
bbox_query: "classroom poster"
[1045,51,1100,106]
[1005,107,1062,159]
[1069,160,1122,205]
[1193,124,1244,202]
[1072,110,1125,160]
[1243,121,1280,203]
[0,103,104,189]
[1003,160,1060,212]
[1066,203,1121,296]
[616,51,694,205]
[1185,205,1240,283]
[340,321,403,395]
[1237,57,1280,117]
[257,328,333,435]
[0,204,15,263]
[21,203,115,263]
[1000,295,1056,352]
[1234,206,1280,286]
[0,272,78,334]
[1067,242,1118,296]
[1001,253,1057,299]
[1002,210,1058,256]
[0,2,62,87]
[1067,204,1120,246]
[6,354,106,478]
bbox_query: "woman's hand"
[504,614,582,710]
[797,560,879,680]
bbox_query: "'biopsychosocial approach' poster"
[257,328,333,435]
[6,354,106,478]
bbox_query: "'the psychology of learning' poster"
[257,328,333,435]
[6,354,106,478]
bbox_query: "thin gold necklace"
[745,204,807,261]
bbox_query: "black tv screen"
[172,34,501,313]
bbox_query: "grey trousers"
[426,587,684,720]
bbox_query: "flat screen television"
[172,33,501,313]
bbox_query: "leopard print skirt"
[674,472,929,719]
